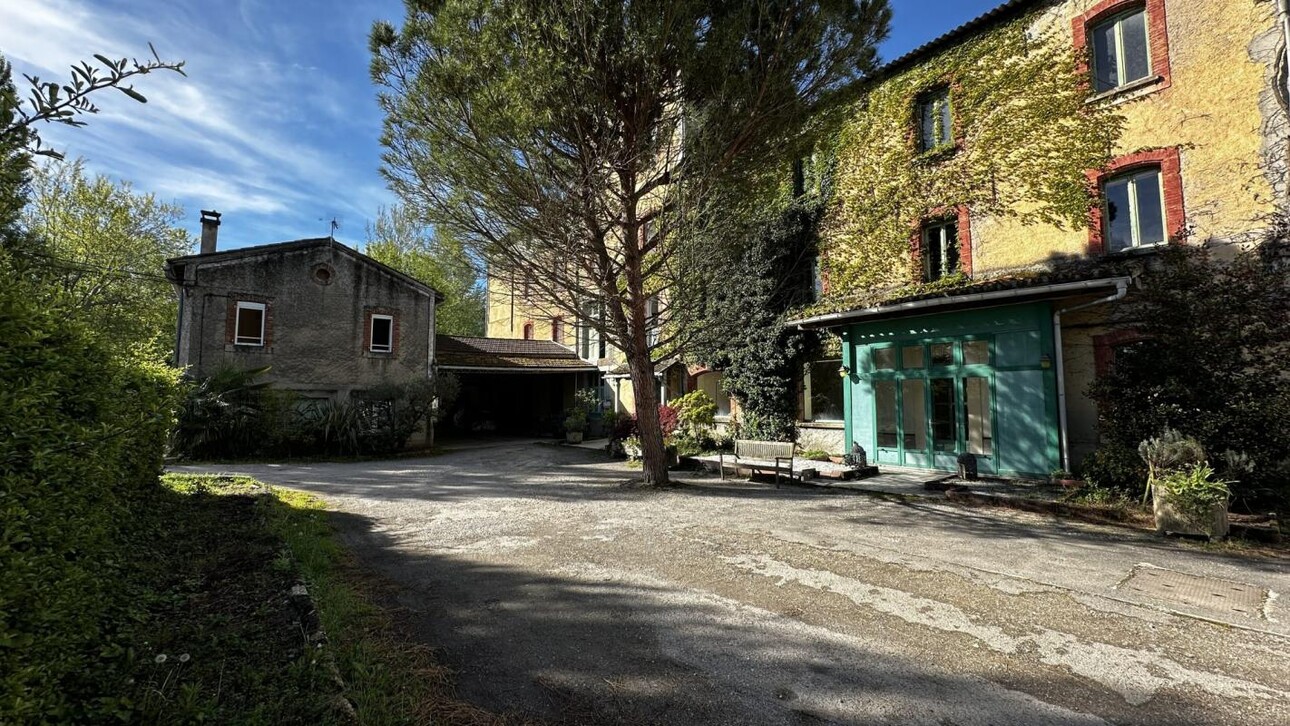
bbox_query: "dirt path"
[175,443,1290,725]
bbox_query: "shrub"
[658,404,679,438]
[0,278,180,722]
[1087,238,1290,505]
[673,390,717,438]
[171,372,455,459]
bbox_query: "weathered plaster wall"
[973,0,1282,275]
[177,245,433,399]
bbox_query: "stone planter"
[1152,484,1229,539]
[566,431,584,444]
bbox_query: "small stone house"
[165,212,441,406]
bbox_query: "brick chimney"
[199,210,221,254]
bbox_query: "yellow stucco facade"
[949,0,1283,275]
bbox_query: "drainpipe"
[1052,278,1129,473]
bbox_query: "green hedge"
[0,277,179,722]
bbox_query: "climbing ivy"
[820,13,1122,296]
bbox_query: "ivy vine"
[819,12,1123,297]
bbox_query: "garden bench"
[719,440,796,486]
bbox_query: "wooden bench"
[719,440,796,486]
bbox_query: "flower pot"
[566,431,584,444]
[1152,484,1229,539]
[828,456,845,464]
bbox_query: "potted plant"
[1049,469,1084,490]
[1151,463,1231,539]
[564,408,587,444]
[1138,429,1230,539]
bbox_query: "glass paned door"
[964,377,993,456]
[901,379,929,467]
[930,378,958,453]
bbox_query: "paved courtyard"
[175,443,1290,725]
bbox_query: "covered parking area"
[435,335,601,438]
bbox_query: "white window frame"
[234,301,266,347]
[922,219,959,281]
[1091,8,1152,93]
[369,314,394,353]
[1102,167,1166,251]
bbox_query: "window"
[1090,8,1150,93]
[551,316,564,343]
[645,295,660,347]
[810,256,825,301]
[805,360,844,421]
[522,321,534,340]
[370,314,394,353]
[963,340,990,366]
[578,302,601,360]
[922,219,960,281]
[901,345,925,369]
[1103,167,1165,252]
[917,87,952,152]
[234,301,265,346]
[873,346,896,370]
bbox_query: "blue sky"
[0,0,999,251]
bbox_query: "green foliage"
[563,388,599,434]
[0,56,32,243]
[1154,463,1232,533]
[0,274,180,722]
[18,160,192,353]
[820,13,1120,294]
[1088,238,1290,505]
[691,193,824,441]
[1138,428,1206,481]
[673,390,717,438]
[371,0,891,484]
[0,43,185,161]
[365,204,484,336]
[172,370,457,460]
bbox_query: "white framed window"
[1091,9,1151,94]
[917,87,952,152]
[922,219,960,282]
[370,314,394,353]
[234,301,266,346]
[645,295,661,348]
[1103,167,1165,252]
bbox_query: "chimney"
[199,210,221,254]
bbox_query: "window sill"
[226,343,271,353]
[1087,75,1166,105]
[363,351,396,359]
[914,144,958,165]
[1106,242,1167,257]
[799,420,844,429]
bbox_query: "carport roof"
[436,335,599,373]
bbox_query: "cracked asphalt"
[175,442,1290,725]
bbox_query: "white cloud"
[0,0,399,249]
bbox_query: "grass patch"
[124,474,504,725]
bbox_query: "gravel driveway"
[175,442,1290,725]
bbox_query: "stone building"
[165,212,440,405]
[787,0,1288,477]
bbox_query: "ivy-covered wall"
[816,0,1284,306]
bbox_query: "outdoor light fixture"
[838,365,851,378]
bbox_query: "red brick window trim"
[909,205,973,281]
[1085,147,1183,255]
[1093,328,1147,376]
[1072,0,1171,97]
[551,316,564,343]
[522,320,535,340]
[363,308,401,355]
[226,295,273,347]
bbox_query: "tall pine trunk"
[627,349,669,485]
